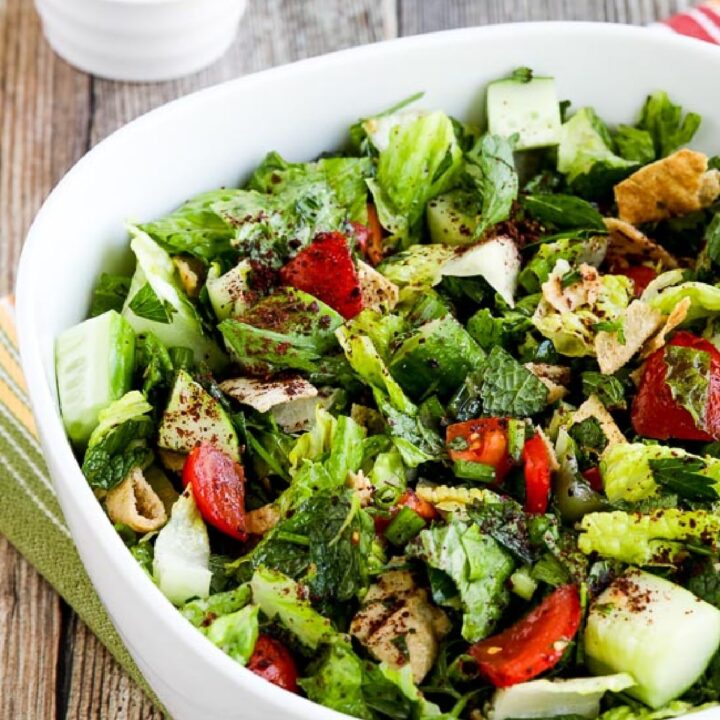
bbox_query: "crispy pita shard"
[614,149,720,225]
[219,376,317,414]
[604,218,678,270]
[357,260,400,312]
[105,466,168,533]
[594,300,663,375]
[640,296,692,359]
[524,363,571,404]
[573,395,626,447]
[542,262,601,314]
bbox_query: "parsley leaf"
[649,457,719,502]
[478,346,548,417]
[581,371,627,410]
[128,282,176,324]
[664,345,710,429]
[522,194,606,231]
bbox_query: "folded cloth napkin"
[0,5,717,714]
[0,297,162,711]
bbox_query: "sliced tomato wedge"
[632,331,720,441]
[279,231,363,319]
[581,466,603,492]
[446,418,513,482]
[615,265,657,296]
[522,434,552,515]
[468,585,581,687]
[182,442,247,541]
[247,634,299,693]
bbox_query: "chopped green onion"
[384,506,426,546]
[453,459,496,483]
[274,531,311,546]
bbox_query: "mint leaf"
[89,273,131,317]
[522,194,605,231]
[649,457,719,502]
[128,282,176,324]
[581,371,627,410]
[466,134,518,239]
[479,346,548,417]
[665,345,710,428]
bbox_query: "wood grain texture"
[0,0,691,717]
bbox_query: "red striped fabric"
[662,2,720,44]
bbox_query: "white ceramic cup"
[34,0,248,82]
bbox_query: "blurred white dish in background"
[34,0,248,82]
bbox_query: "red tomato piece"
[522,434,552,515]
[247,635,299,693]
[446,418,513,482]
[374,489,436,535]
[631,331,720,441]
[182,442,247,541]
[581,466,603,492]
[468,585,582,687]
[279,231,363,319]
[615,265,657,297]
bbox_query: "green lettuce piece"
[89,273,131,317]
[247,151,374,224]
[377,244,454,287]
[288,406,338,470]
[518,236,608,294]
[300,641,373,719]
[205,604,259,666]
[410,519,514,642]
[601,443,720,503]
[347,309,408,362]
[376,663,443,717]
[81,391,154,491]
[134,333,174,398]
[153,488,211,606]
[532,265,632,356]
[326,414,366,485]
[557,108,638,197]
[139,189,238,261]
[464,133,518,239]
[599,701,713,720]
[648,282,720,322]
[466,306,534,352]
[368,447,407,508]
[219,287,343,375]
[522,193,605,231]
[614,124,656,164]
[250,566,334,650]
[368,111,463,247]
[578,509,720,564]
[636,90,702,159]
[181,585,252,628]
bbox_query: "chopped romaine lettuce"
[205,604,259,666]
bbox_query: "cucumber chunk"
[158,369,239,461]
[427,190,480,246]
[487,75,562,150]
[122,227,226,370]
[584,569,720,709]
[206,260,256,321]
[55,309,135,445]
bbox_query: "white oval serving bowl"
[16,22,720,720]
[34,0,248,81]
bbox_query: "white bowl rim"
[16,21,720,720]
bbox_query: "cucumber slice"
[427,190,480,246]
[206,260,256,321]
[122,227,226,370]
[584,569,720,709]
[487,75,562,150]
[158,369,240,461]
[55,309,135,446]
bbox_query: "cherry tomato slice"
[522,434,552,515]
[468,585,581,687]
[632,331,720,441]
[446,418,513,482]
[279,231,362,319]
[581,466,603,492]
[182,442,247,541]
[615,265,657,296]
[247,634,299,693]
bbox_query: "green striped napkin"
[0,296,162,712]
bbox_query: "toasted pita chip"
[594,300,663,375]
[604,218,678,270]
[245,503,281,535]
[105,466,167,533]
[573,395,626,447]
[614,149,719,225]
[542,262,600,313]
[536,426,560,471]
[640,296,692,359]
[220,376,317,414]
[158,448,187,474]
[525,363,571,404]
[357,260,399,312]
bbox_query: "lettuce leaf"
[648,282,720,322]
[205,604,259,666]
[636,90,702,159]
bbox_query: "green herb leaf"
[522,194,606,231]
[89,273,131,317]
[649,457,719,502]
[581,371,627,410]
[593,319,625,345]
[636,90,702,158]
[128,282,176,324]
[511,67,534,83]
[664,345,710,429]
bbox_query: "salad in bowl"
[55,67,720,719]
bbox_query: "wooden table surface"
[0,0,691,717]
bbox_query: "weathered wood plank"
[397,0,690,34]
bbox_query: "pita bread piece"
[604,218,678,270]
